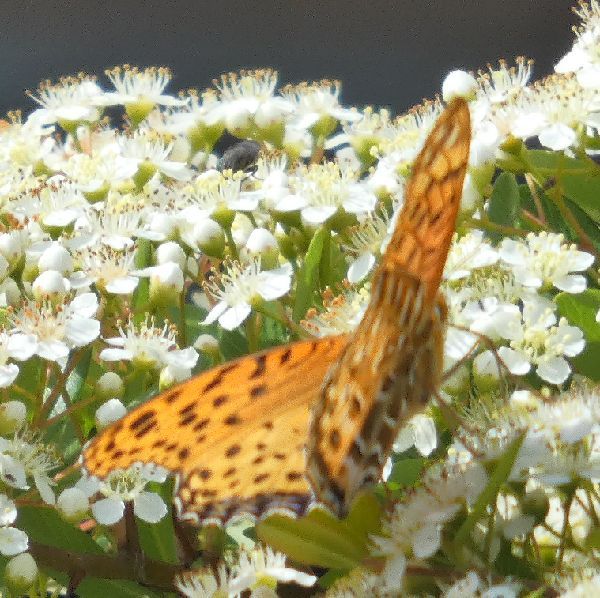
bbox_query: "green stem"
[224,227,239,260]
[465,217,528,238]
[253,301,310,339]
[557,490,574,571]
[34,350,84,428]
[178,289,187,348]
[245,311,260,353]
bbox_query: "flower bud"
[160,365,191,390]
[194,219,226,258]
[156,241,186,270]
[0,233,21,266]
[5,553,37,594]
[194,334,221,361]
[442,70,478,102]
[57,487,89,523]
[38,244,73,274]
[244,228,279,269]
[96,372,124,400]
[95,398,127,429]
[0,401,27,435]
[148,262,184,307]
[522,488,550,525]
[32,270,70,302]
[442,361,470,397]
[473,350,501,393]
[1,278,21,307]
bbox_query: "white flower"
[444,230,498,281]
[393,414,438,456]
[10,181,88,229]
[496,297,585,384]
[180,172,260,225]
[80,205,146,251]
[0,495,28,556]
[344,213,390,283]
[0,402,27,436]
[302,286,370,336]
[100,316,198,377]
[229,546,317,593]
[499,232,594,293]
[278,162,376,225]
[503,73,598,151]
[27,75,103,125]
[0,431,58,505]
[555,0,600,90]
[211,69,294,134]
[203,259,291,330]
[476,57,533,106]
[103,65,185,108]
[74,245,139,295]
[283,80,361,134]
[442,571,520,598]
[10,293,100,362]
[38,243,73,274]
[0,332,37,388]
[176,564,234,598]
[372,463,487,573]
[81,465,168,525]
[118,130,192,181]
[559,573,600,597]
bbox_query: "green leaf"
[132,238,152,315]
[18,506,103,554]
[452,433,525,557]
[136,479,179,564]
[564,197,600,253]
[494,539,537,580]
[65,346,92,404]
[219,328,248,360]
[293,227,326,322]
[76,578,164,598]
[556,290,600,380]
[527,150,600,224]
[388,457,426,488]
[345,492,382,539]
[257,507,366,569]
[487,172,520,241]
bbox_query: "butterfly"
[83,97,471,526]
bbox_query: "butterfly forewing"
[83,336,346,523]
[306,98,471,514]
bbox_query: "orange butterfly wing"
[83,98,471,524]
[83,336,346,524]
[306,98,471,513]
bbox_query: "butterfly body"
[83,98,471,525]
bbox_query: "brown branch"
[28,541,185,592]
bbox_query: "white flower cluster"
[0,1,595,594]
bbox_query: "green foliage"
[257,493,381,570]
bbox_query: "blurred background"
[2,1,575,116]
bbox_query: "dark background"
[2,1,576,118]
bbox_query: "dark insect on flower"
[216,140,261,173]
